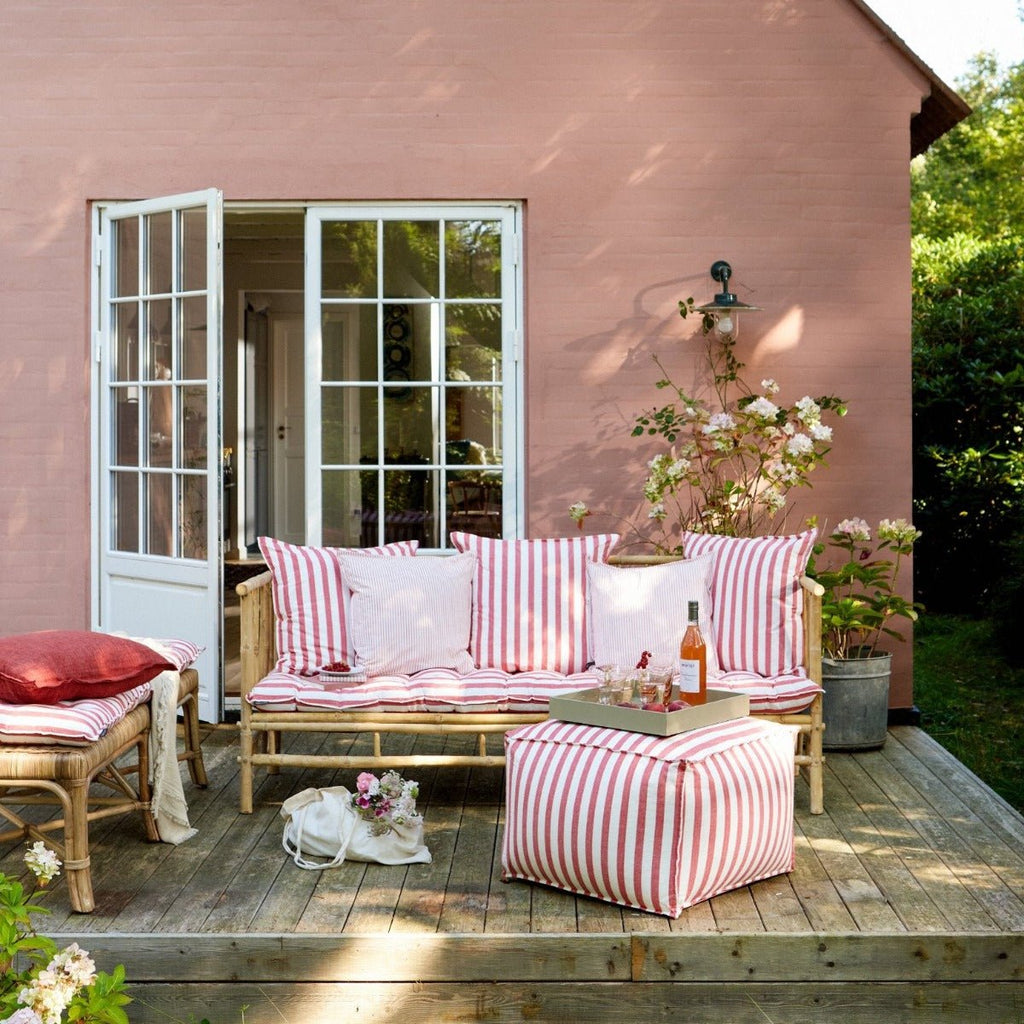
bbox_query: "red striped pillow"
[257,536,418,675]
[450,532,619,674]
[681,530,816,677]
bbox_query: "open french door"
[92,189,223,722]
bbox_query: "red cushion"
[0,631,173,705]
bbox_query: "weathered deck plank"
[10,725,1022,1024]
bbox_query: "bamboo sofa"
[0,658,208,913]
[237,532,825,815]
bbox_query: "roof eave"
[847,0,972,155]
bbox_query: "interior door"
[93,189,223,722]
[271,315,305,544]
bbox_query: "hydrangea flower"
[24,842,60,886]
[834,517,871,541]
[568,501,590,528]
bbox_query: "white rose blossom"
[785,433,814,457]
[745,396,780,420]
[702,411,736,434]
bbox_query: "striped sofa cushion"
[0,683,152,745]
[258,536,418,676]
[451,532,619,675]
[247,668,594,714]
[712,669,821,714]
[501,717,796,917]
[682,530,816,678]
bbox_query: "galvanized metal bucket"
[821,652,892,751]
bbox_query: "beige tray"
[549,687,749,737]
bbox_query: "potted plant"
[810,517,923,749]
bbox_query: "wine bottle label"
[677,658,702,694]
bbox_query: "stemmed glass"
[594,663,620,704]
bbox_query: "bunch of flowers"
[352,771,421,838]
[0,843,129,1024]
[811,517,923,660]
[630,328,846,539]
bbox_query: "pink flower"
[356,772,376,794]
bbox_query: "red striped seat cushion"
[247,668,594,714]
[682,530,816,678]
[502,717,797,917]
[258,536,418,676]
[450,532,619,674]
[711,669,821,714]
[0,683,152,745]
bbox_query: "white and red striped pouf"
[501,716,796,917]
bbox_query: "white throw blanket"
[118,636,197,845]
[147,667,197,844]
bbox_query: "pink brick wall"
[0,0,937,705]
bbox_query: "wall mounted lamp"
[695,260,761,340]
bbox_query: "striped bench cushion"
[502,717,797,917]
[0,683,153,745]
[247,669,595,714]
[247,667,818,715]
[712,669,821,715]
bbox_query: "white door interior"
[271,315,305,544]
[93,188,223,722]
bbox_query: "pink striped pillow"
[336,553,476,676]
[681,530,816,677]
[258,536,418,675]
[450,532,620,674]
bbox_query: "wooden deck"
[8,724,1023,1023]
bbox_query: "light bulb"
[715,313,736,338]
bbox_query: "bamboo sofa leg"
[239,719,255,815]
[806,692,825,816]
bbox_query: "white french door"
[303,205,521,548]
[92,189,223,722]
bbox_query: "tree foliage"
[912,57,1024,240]
[911,56,1024,613]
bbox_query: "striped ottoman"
[501,717,796,917]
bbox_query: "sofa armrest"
[800,575,824,685]
[236,570,276,698]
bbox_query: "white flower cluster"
[354,770,421,837]
[17,944,96,1024]
[24,842,60,886]
[377,770,420,827]
[877,517,922,546]
[834,517,872,541]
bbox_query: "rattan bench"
[0,668,207,913]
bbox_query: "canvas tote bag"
[280,786,431,869]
